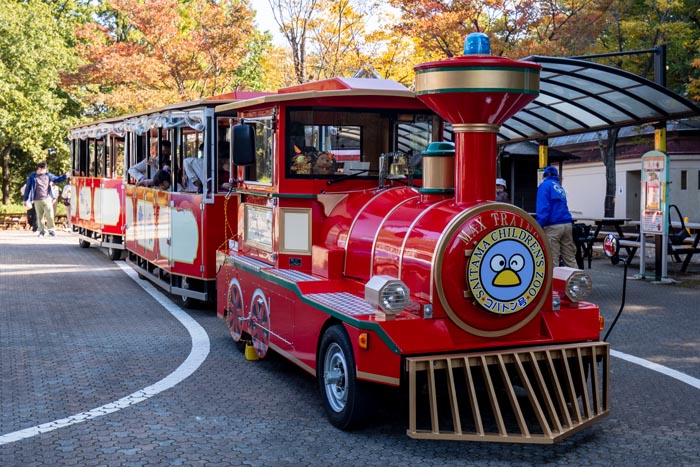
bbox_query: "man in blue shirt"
[536,166,577,268]
[23,161,69,237]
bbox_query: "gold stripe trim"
[269,343,316,377]
[452,123,499,133]
[357,370,400,386]
[416,68,539,94]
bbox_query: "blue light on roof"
[464,33,490,55]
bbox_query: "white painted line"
[611,349,700,390]
[0,262,210,446]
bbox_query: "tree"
[590,0,700,216]
[0,0,79,204]
[305,0,368,80]
[69,0,268,116]
[268,0,320,84]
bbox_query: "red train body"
[69,36,610,443]
[214,41,609,442]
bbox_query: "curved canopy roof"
[498,56,700,143]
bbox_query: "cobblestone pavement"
[0,230,698,466]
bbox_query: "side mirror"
[603,233,622,265]
[232,124,256,166]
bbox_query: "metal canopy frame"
[498,56,700,144]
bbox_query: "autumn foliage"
[68,0,262,115]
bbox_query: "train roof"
[215,77,420,113]
[70,91,270,139]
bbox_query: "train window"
[285,109,438,179]
[96,139,105,177]
[286,110,363,178]
[243,118,273,185]
[217,139,231,192]
[74,139,89,176]
[181,130,205,192]
[288,124,360,177]
[88,140,96,177]
[113,137,125,178]
[396,114,436,174]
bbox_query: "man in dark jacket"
[536,166,577,268]
[23,161,69,237]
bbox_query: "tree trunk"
[597,128,620,218]
[1,144,11,205]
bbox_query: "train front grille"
[405,342,610,443]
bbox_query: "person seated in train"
[183,156,204,192]
[136,168,171,191]
[218,158,232,191]
[128,141,172,184]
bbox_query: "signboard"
[640,150,669,235]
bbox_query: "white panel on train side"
[136,200,155,251]
[79,186,92,220]
[94,187,121,226]
[125,197,134,242]
[70,189,78,217]
[167,208,199,264]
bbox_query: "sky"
[249,0,285,45]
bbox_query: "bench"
[574,227,639,269]
[617,235,700,272]
[573,223,595,269]
[0,213,67,230]
[0,213,29,230]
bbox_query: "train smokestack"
[414,33,540,205]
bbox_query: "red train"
[215,36,609,442]
[69,34,609,443]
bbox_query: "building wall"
[563,154,700,221]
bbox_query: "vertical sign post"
[639,150,670,280]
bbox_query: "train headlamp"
[553,267,592,303]
[365,275,410,315]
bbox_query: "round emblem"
[434,204,551,337]
[467,226,546,314]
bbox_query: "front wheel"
[318,325,369,430]
[78,238,90,248]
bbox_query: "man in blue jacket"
[23,161,69,237]
[536,166,577,268]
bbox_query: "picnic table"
[572,218,632,268]
[621,220,700,272]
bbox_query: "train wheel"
[78,238,90,248]
[108,247,122,261]
[318,325,369,430]
[249,290,270,358]
[180,278,198,309]
[225,281,245,342]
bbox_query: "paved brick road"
[1,230,698,466]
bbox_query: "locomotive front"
[322,34,610,442]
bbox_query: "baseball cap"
[543,166,558,177]
[496,178,507,188]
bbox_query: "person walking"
[19,184,38,232]
[22,161,70,237]
[536,166,577,268]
